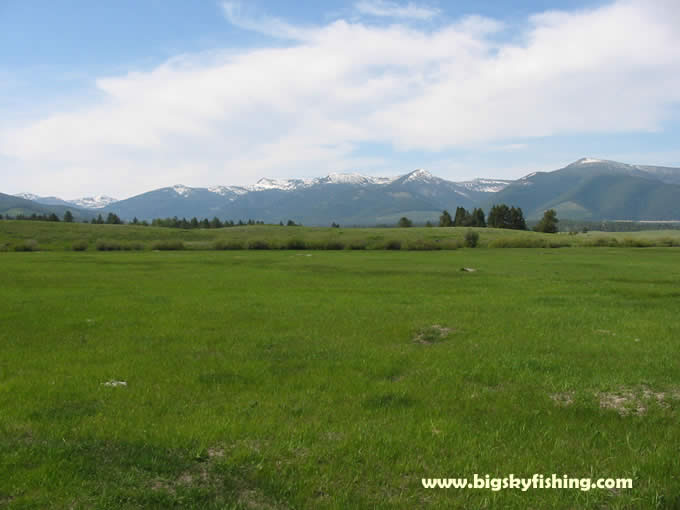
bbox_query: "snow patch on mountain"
[15,193,41,201]
[251,177,310,191]
[208,185,249,196]
[575,157,604,164]
[404,169,434,182]
[321,173,373,185]
[171,185,192,197]
[70,195,118,209]
[459,179,511,193]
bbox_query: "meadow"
[2,219,680,252]
[1,222,680,508]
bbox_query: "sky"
[1,0,680,199]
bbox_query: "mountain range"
[3,158,680,225]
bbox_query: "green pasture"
[2,220,680,251]
[1,246,679,508]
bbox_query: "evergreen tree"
[471,208,486,227]
[106,212,121,225]
[48,213,60,222]
[509,207,527,230]
[398,217,413,228]
[487,204,507,228]
[63,210,74,222]
[534,209,559,233]
[439,210,453,227]
[210,217,223,229]
[454,207,470,227]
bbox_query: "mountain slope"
[0,193,95,221]
[488,158,680,220]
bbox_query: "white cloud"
[221,2,309,39]
[354,0,440,20]
[1,0,680,197]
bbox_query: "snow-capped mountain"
[69,195,118,209]
[13,193,118,209]
[101,169,504,224]
[10,158,679,224]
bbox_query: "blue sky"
[1,0,679,198]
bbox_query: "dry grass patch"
[598,386,672,416]
[550,392,575,407]
[413,324,453,345]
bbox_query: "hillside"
[0,193,95,221]
[487,158,680,220]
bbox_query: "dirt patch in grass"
[599,386,671,416]
[550,392,574,407]
[149,443,287,508]
[238,488,284,510]
[413,324,453,345]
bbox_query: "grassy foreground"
[1,249,680,508]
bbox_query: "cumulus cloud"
[1,0,680,197]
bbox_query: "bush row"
[214,238,463,251]
[8,236,678,253]
[581,236,680,247]
[488,237,570,248]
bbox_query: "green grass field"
[2,220,680,251]
[2,224,680,508]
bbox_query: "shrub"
[151,240,185,251]
[72,240,89,251]
[464,230,479,248]
[305,240,327,250]
[286,238,307,250]
[440,240,462,250]
[619,237,654,248]
[657,237,680,247]
[385,240,402,250]
[406,239,442,251]
[325,240,345,250]
[214,240,244,250]
[488,237,547,248]
[248,239,270,250]
[122,241,145,251]
[348,240,368,250]
[96,239,122,251]
[14,239,39,252]
[582,237,618,247]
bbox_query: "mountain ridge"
[5,158,680,224]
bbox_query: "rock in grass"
[102,380,127,387]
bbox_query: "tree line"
[398,205,559,232]
[436,205,528,230]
